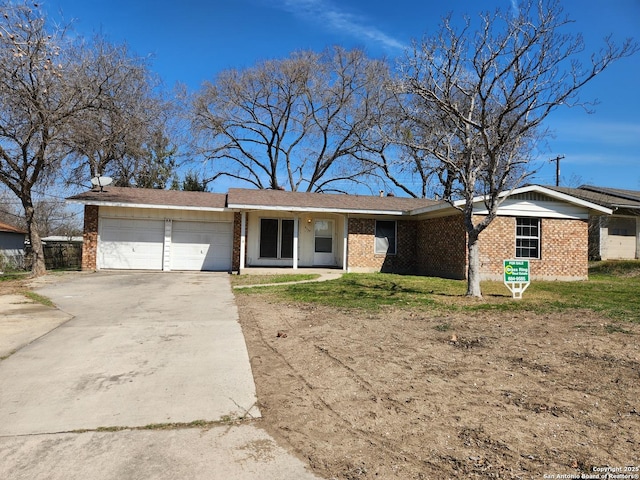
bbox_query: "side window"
[375,220,397,255]
[516,217,540,259]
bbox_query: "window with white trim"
[516,217,540,259]
[375,220,397,255]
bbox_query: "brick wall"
[416,215,467,279]
[232,212,241,272]
[81,205,99,271]
[477,216,589,280]
[347,218,417,273]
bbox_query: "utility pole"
[550,155,564,186]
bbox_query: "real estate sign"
[503,260,530,283]
[503,260,530,299]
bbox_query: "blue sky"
[43,0,640,193]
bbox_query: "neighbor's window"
[516,217,540,259]
[260,218,294,259]
[375,220,397,255]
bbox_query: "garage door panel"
[170,221,232,271]
[99,219,164,270]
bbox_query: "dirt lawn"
[236,294,640,479]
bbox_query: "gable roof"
[67,186,228,211]
[0,221,27,235]
[409,184,613,216]
[546,185,640,211]
[226,188,439,215]
[66,185,618,217]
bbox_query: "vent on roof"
[511,192,549,202]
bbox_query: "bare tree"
[397,0,637,297]
[0,1,86,275]
[64,38,178,189]
[191,47,392,193]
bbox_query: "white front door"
[314,219,335,266]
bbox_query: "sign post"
[503,260,530,299]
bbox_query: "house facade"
[0,220,27,269]
[68,185,611,281]
[549,185,640,260]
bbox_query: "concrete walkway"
[233,268,344,289]
[0,272,323,480]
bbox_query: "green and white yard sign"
[503,260,530,299]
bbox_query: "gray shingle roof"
[67,186,228,210]
[546,185,640,210]
[226,188,440,213]
[67,186,441,214]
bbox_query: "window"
[314,220,333,253]
[516,217,540,259]
[375,220,397,255]
[260,219,294,259]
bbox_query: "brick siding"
[477,215,589,280]
[347,218,417,273]
[416,215,467,279]
[232,212,241,272]
[81,205,99,271]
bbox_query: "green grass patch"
[0,271,29,282]
[237,268,640,323]
[231,273,320,287]
[23,291,55,307]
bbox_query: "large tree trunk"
[24,202,47,277]
[466,231,482,298]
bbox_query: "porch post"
[240,211,246,271]
[293,215,299,270]
[343,215,348,272]
[636,217,640,259]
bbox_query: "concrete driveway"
[0,272,322,480]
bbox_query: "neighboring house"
[67,184,611,281]
[548,185,640,260]
[0,220,27,268]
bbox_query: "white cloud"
[276,0,407,52]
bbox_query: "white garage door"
[170,221,232,271]
[99,218,165,270]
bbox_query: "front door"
[314,219,335,266]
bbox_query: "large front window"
[516,217,540,259]
[260,218,294,259]
[375,220,397,255]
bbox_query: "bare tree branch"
[395,0,638,297]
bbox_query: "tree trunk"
[24,202,47,277]
[466,231,482,298]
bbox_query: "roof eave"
[66,199,228,212]
[459,185,613,215]
[227,203,409,215]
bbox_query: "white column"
[636,217,640,259]
[343,215,348,272]
[163,219,172,271]
[293,216,299,270]
[240,212,246,272]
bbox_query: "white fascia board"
[408,202,455,216]
[227,203,407,216]
[66,199,228,212]
[451,185,613,215]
